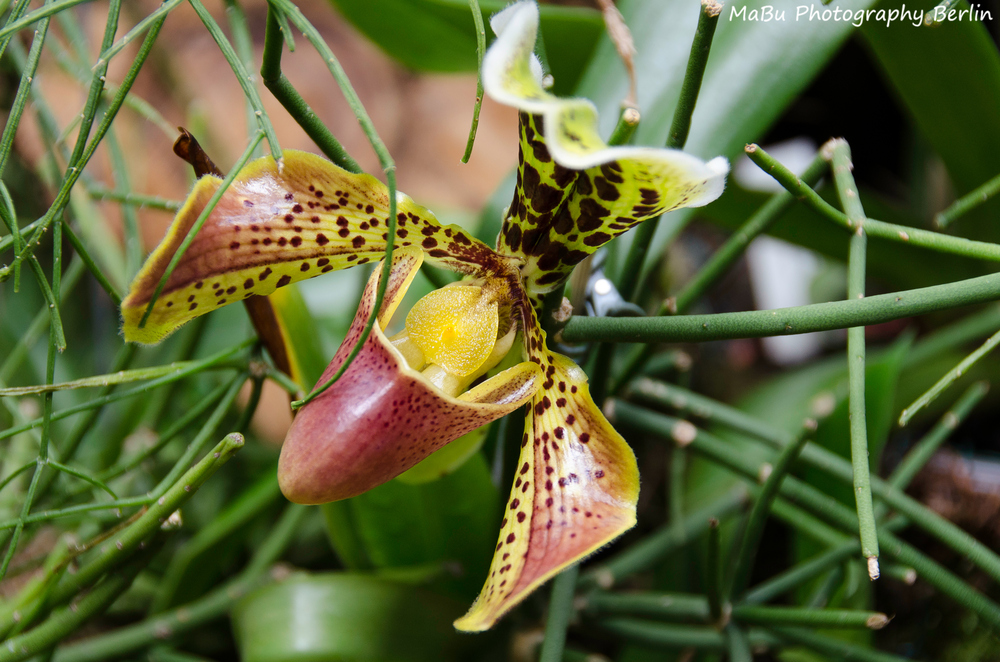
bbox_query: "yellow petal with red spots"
[121,150,499,345]
[485,2,729,293]
[454,350,639,632]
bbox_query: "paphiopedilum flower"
[121,1,728,631]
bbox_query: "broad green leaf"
[861,0,1000,240]
[233,573,465,662]
[327,0,602,94]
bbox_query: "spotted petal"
[279,246,542,505]
[121,150,502,344]
[484,1,729,292]
[454,310,639,631]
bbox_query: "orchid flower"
[120,1,728,631]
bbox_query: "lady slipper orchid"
[120,1,728,631]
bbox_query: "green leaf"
[327,0,602,94]
[233,573,465,662]
[860,0,1000,239]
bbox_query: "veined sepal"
[278,246,542,504]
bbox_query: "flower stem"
[705,518,722,623]
[562,269,1000,343]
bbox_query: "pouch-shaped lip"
[278,246,542,504]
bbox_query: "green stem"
[745,143,1000,263]
[935,168,1000,228]
[0,545,155,662]
[38,435,244,617]
[705,518,722,622]
[617,0,720,302]
[187,0,280,161]
[898,329,1000,426]
[725,624,752,662]
[260,4,360,172]
[85,187,180,211]
[138,131,265,328]
[596,619,774,652]
[611,402,1000,631]
[769,626,907,662]
[577,486,747,590]
[733,605,887,629]
[61,222,123,307]
[888,381,987,492]
[560,269,1000,344]
[0,358,213,396]
[1,13,167,282]
[51,504,307,662]
[584,591,709,621]
[269,0,399,408]
[0,342,250,443]
[743,541,858,605]
[539,564,579,662]
[828,138,879,576]
[93,0,181,69]
[607,106,640,147]
[729,420,815,599]
[150,472,280,613]
[460,0,485,164]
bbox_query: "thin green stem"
[734,605,888,629]
[935,169,1000,228]
[539,564,579,662]
[260,4,360,172]
[725,624,752,662]
[769,627,907,662]
[0,341,252,442]
[607,106,640,147]
[269,0,399,407]
[743,541,858,605]
[0,545,154,662]
[828,138,879,577]
[898,329,1000,426]
[0,359,212,396]
[25,257,65,351]
[560,269,1000,343]
[0,0,86,43]
[705,518,722,623]
[85,187,180,211]
[745,143,1000,263]
[51,505,307,662]
[597,619,774,652]
[618,0,720,302]
[889,381,987,492]
[150,374,247,499]
[577,486,747,590]
[61,222,122,307]
[584,591,709,621]
[0,498,153,531]
[41,435,244,616]
[92,0,181,70]
[460,0,485,164]
[105,129,143,281]
[186,0,280,160]
[729,420,815,599]
[612,402,1000,631]
[1,14,167,282]
[138,131,265,328]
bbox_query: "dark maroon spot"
[510,498,520,509]
[520,462,529,475]
[556,398,566,407]
[243,199,254,208]
[506,533,515,544]
[545,480,553,490]
[554,427,564,439]
[566,415,575,425]
[187,295,195,302]
[339,228,350,238]
[580,433,590,443]
[322,266,333,273]
[166,301,173,307]
[284,214,294,223]
[300,263,310,272]
[263,238,272,246]
[291,236,302,247]
[284,193,294,201]
[316,233,329,246]
[595,470,604,478]
[317,258,329,267]
[243,279,253,290]
[189,303,197,311]
[226,286,236,295]
[251,239,259,245]
[517,512,526,523]
[365,204,374,214]
[292,204,303,213]
[352,236,366,248]
[229,241,240,250]
[277,275,291,287]
[545,498,553,507]
[315,190,324,198]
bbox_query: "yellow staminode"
[405,285,499,378]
